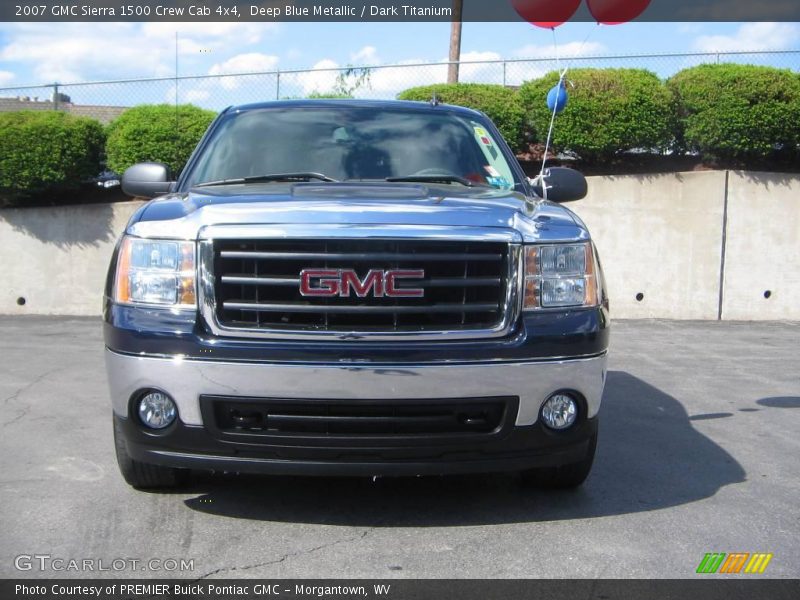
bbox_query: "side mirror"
[121,162,175,199]
[529,167,588,203]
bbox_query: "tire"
[519,429,598,489]
[113,418,188,490]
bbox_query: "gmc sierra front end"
[104,100,609,490]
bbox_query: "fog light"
[137,391,177,430]
[541,393,578,430]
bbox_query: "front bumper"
[105,300,608,476]
[106,349,607,427]
[114,413,598,477]
[106,348,606,476]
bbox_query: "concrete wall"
[570,171,727,320]
[569,170,800,321]
[721,172,800,320]
[0,201,144,316]
[0,170,798,319]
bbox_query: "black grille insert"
[202,396,516,444]
[212,239,510,332]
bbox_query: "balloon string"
[539,23,602,197]
[564,22,601,73]
[539,27,565,198]
[551,26,561,74]
[539,68,569,194]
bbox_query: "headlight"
[113,237,196,307]
[524,242,599,310]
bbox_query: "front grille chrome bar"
[222,302,500,314]
[221,275,502,287]
[220,251,504,262]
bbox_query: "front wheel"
[519,429,598,489]
[113,418,188,490]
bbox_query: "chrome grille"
[208,239,514,334]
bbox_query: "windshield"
[183,105,521,191]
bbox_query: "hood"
[126,182,588,244]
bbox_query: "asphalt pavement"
[1,317,798,579]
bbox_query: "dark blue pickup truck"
[104,99,609,490]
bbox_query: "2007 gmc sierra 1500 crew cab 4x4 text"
[104,99,609,490]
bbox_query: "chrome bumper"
[105,349,607,427]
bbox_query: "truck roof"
[227,98,486,119]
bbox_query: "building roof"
[0,96,127,124]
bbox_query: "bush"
[306,91,353,99]
[105,104,217,175]
[518,69,674,163]
[668,64,800,163]
[0,111,105,204]
[397,83,526,151]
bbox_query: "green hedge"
[668,64,800,163]
[105,104,217,175]
[0,111,105,205]
[397,83,527,151]
[518,68,674,162]
[306,92,353,99]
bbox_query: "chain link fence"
[1,50,798,122]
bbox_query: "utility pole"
[175,31,180,174]
[447,0,463,84]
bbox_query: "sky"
[0,21,797,108]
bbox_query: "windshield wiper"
[385,175,475,187]
[194,172,339,187]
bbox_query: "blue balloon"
[546,82,569,114]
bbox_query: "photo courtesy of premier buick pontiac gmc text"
[104,99,610,490]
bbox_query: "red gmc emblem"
[299,269,425,298]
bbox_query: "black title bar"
[4,579,800,600]
[3,0,800,22]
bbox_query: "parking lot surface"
[1,317,798,579]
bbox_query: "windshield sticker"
[484,166,500,177]
[486,176,512,190]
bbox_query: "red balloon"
[586,0,652,25]
[511,0,582,29]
